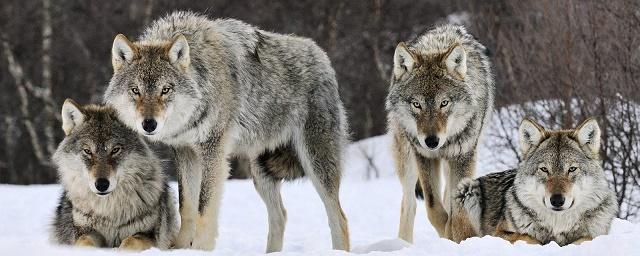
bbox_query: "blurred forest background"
[0,0,638,218]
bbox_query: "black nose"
[425,136,440,149]
[142,119,157,133]
[550,194,565,207]
[95,178,110,192]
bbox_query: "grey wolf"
[103,11,350,252]
[456,118,618,245]
[51,99,177,250]
[386,25,494,243]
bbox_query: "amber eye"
[131,87,140,95]
[568,167,577,173]
[440,100,449,108]
[161,87,171,95]
[83,148,92,155]
[539,167,549,173]
[111,147,121,155]
[411,101,421,109]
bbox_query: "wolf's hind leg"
[174,146,203,249]
[393,135,418,243]
[250,155,287,253]
[296,130,350,250]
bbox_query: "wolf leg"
[75,232,104,248]
[393,134,418,243]
[296,130,350,251]
[173,146,203,249]
[250,157,287,253]
[445,152,477,242]
[415,155,448,237]
[119,233,155,251]
[191,137,229,250]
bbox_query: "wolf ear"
[444,44,467,80]
[574,118,601,154]
[519,118,546,156]
[393,42,419,81]
[168,34,190,69]
[112,34,137,72]
[61,99,85,136]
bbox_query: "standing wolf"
[51,99,176,250]
[457,118,618,245]
[103,11,350,252]
[386,25,494,243]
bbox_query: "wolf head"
[387,40,474,151]
[104,34,202,139]
[515,117,606,212]
[53,99,153,197]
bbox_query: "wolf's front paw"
[75,234,99,248]
[119,235,154,251]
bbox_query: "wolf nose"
[425,136,439,149]
[550,194,565,207]
[142,119,157,133]
[95,178,110,192]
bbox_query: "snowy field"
[1,129,639,255]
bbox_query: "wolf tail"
[455,178,482,234]
[414,181,424,200]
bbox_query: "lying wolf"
[457,118,618,245]
[51,99,176,250]
[104,11,349,252]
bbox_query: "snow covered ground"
[1,134,638,255]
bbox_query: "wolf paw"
[119,235,154,251]
[75,235,99,248]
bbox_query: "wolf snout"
[142,119,157,133]
[425,136,440,149]
[95,178,110,193]
[550,194,565,210]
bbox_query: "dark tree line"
[0,0,638,219]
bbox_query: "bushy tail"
[414,181,424,200]
[455,178,482,234]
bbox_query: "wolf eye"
[440,100,449,108]
[568,167,577,173]
[161,87,171,95]
[411,101,421,109]
[131,87,140,95]
[539,167,549,173]
[83,148,92,155]
[111,147,121,155]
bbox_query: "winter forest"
[0,1,639,255]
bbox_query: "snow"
[1,123,638,255]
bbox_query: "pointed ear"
[393,42,419,81]
[167,34,190,69]
[112,34,137,72]
[444,44,467,80]
[574,118,601,154]
[519,118,546,156]
[61,99,85,136]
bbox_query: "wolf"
[51,99,177,250]
[456,118,618,245]
[386,25,494,243]
[103,11,350,252]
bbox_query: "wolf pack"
[49,11,618,252]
